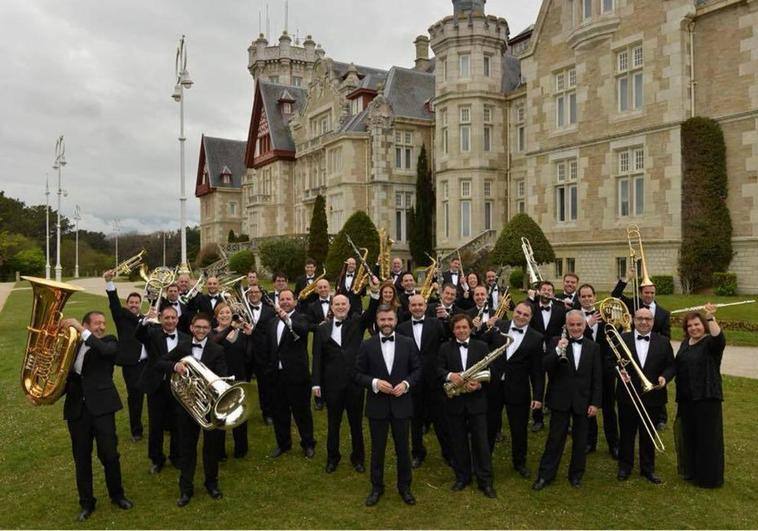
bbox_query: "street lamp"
[52,136,66,282]
[44,174,51,279]
[113,220,120,270]
[172,34,194,273]
[73,205,81,278]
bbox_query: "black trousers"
[412,383,453,462]
[369,416,412,493]
[67,405,124,510]
[146,381,180,466]
[485,380,505,450]
[618,402,661,475]
[537,409,589,482]
[272,374,315,450]
[177,410,221,496]
[588,369,619,450]
[255,369,275,419]
[219,422,249,458]
[504,403,531,469]
[447,411,493,487]
[122,360,146,437]
[675,399,724,488]
[324,383,365,465]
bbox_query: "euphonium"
[114,249,146,277]
[20,276,84,405]
[419,253,439,302]
[443,336,513,398]
[377,227,394,281]
[598,297,632,332]
[352,248,370,295]
[298,267,327,301]
[170,356,254,430]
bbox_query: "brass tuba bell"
[20,276,84,405]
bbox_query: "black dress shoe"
[411,456,424,469]
[531,422,544,433]
[131,434,142,443]
[451,480,468,491]
[609,446,620,460]
[532,478,548,491]
[365,490,382,507]
[569,477,581,488]
[269,447,289,458]
[399,490,416,505]
[176,494,191,507]
[263,416,274,426]
[479,485,497,499]
[325,461,338,473]
[77,507,94,522]
[111,497,134,510]
[149,462,164,474]
[643,472,663,484]
[585,445,596,454]
[304,446,316,459]
[353,463,365,473]
[617,469,631,481]
[515,465,531,478]
[207,487,223,499]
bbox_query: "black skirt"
[675,399,724,488]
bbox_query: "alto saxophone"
[443,336,513,398]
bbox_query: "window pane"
[518,200,525,214]
[555,259,563,278]
[619,179,629,216]
[557,162,566,182]
[556,73,565,92]
[619,77,628,112]
[395,192,403,207]
[569,185,578,220]
[557,187,566,221]
[396,211,403,241]
[569,93,577,124]
[634,148,644,170]
[484,126,491,151]
[460,107,470,123]
[443,129,448,154]
[557,96,565,127]
[405,147,412,169]
[395,131,402,143]
[633,46,643,67]
[618,51,628,72]
[518,126,525,152]
[395,148,402,168]
[634,72,643,109]
[484,55,490,77]
[603,0,613,11]
[567,258,576,273]
[443,202,449,237]
[460,54,470,78]
[461,201,471,237]
[484,202,492,230]
[484,181,492,196]
[635,177,644,215]
[570,160,578,180]
[569,68,576,87]
[461,126,470,151]
[583,0,592,19]
[619,151,629,173]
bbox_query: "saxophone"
[443,336,513,398]
[419,254,439,302]
[298,267,327,301]
[352,248,370,295]
[377,228,394,281]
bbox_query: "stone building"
[197,0,758,293]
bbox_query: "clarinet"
[261,291,301,342]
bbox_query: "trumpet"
[521,237,543,286]
[605,323,665,452]
[670,300,756,314]
[114,249,146,277]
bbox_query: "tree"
[409,144,435,266]
[228,230,237,243]
[229,250,256,274]
[259,238,307,280]
[0,232,44,280]
[325,210,379,280]
[490,213,555,287]
[307,194,329,268]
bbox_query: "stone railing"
[438,229,498,269]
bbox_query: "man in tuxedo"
[616,308,675,484]
[312,286,379,474]
[388,257,405,289]
[355,305,422,506]
[267,289,316,458]
[335,257,364,316]
[269,272,289,307]
[442,256,463,292]
[397,294,452,469]
[159,313,227,506]
[484,268,502,310]
[611,269,671,429]
[176,273,192,298]
[527,280,567,431]
[467,285,494,338]
[162,283,190,333]
[135,305,191,474]
[295,258,319,310]
[485,302,544,478]
[578,284,619,458]
[187,276,222,321]
[556,273,581,310]
[438,314,497,498]
[245,283,276,425]
[305,279,333,328]
[397,272,417,318]
[60,312,133,521]
[533,311,602,490]
[104,270,146,442]
[427,282,460,326]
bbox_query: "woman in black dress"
[674,302,725,488]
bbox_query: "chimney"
[413,35,431,71]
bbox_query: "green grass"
[1,287,757,529]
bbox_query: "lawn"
[0,286,757,529]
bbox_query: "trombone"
[605,323,665,452]
[627,224,654,313]
[521,237,543,287]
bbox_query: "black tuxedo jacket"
[543,337,603,415]
[487,320,545,404]
[63,334,123,420]
[305,298,333,330]
[250,304,276,373]
[159,297,190,332]
[425,301,462,326]
[556,291,581,310]
[135,322,191,394]
[335,272,365,316]
[354,334,421,420]
[156,337,227,380]
[617,331,675,407]
[396,316,448,387]
[106,287,144,366]
[528,299,567,342]
[442,270,464,293]
[294,275,319,310]
[465,305,495,339]
[211,327,250,382]
[188,292,223,320]
[265,312,311,384]
[611,280,671,337]
[437,338,489,416]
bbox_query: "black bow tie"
[569,337,583,344]
[458,341,469,348]
[171,301,179,306]
[381,335,394,343]
[640,303,651,310]
[334,320,343,327]
[491,286,498,291]
[192,343,203,349]
[320,299,330,304]
[346,273,354,277]
[585,310,595,316]
[541,306,551,312]
[637,335,650,342]
[412,319,424,325]
[164,332,176,340]
[511,327,524,334]
[250,305,260,311]
[209,295,219,301]
[306,277,314,281]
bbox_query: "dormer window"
[282,102,292,114]
[350,98,363,115]
[220,166,232,185]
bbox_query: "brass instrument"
[170,356,254,430]
[556,326,570,365]
[179,253,230,305]
[605,323,665,452]
[139,265,176,322]
[298,267,326,301]
[627,224,654,313]
[352,249,370,295]
[176,262,192,276]
[598,297,632,332]
[670,300,756,314]
[377,227,394,281]
[521,237,543,286]
[20,276,84,405]
[261,291,301,342]
[492,286,512,321]
[114,249,146,277]
[419,253,439,302]
[220,281,255,328]
[443,335,513,398]
[456,250,466,282]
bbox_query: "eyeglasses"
[635,317,653,321]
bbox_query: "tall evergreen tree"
[409,144,435,266]
[307,194,330,268]
[325,210,379,279]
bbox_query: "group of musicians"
[60,252,728,520]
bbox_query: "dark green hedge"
[713,272,737,296]
[651,275,674,295]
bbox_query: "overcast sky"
[0,0,541,235]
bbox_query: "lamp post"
[73,205,81,278]
[113,220,120,270]
[44,174,51,279]
[162,231,168,267]
[172,34,193,272]
[53,136,66,282]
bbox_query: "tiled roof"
[383,66,435,121]
[257,80,308,152]
[202,136,247,189]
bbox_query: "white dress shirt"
[344,273,354,291]
[571,340,582,370]
[319,298,330,319]
[371,334,408,394]
[276,311,295,369]
[330,319,343,346]
[411,317,424,350]
[446,340,470,381]
[107,281,148,360]
[635,334,651,368]
[451,272,459,286]
[164,329,179,352]
[72,329,93,375]
[490,286,499,308]
[167,298,182,317]
[191,337,207,361]
[506,325,526,361]
[540,302,553,330]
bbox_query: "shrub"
[194,245,220,269]
[259,238,306,280]
[7,247,45,277]
[325,211,379,280]
[713,272,737,296]
[651,275,674,295]
[509,268,524,289]
[228,250,255,274]
[491,213,555,287]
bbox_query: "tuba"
[20,276,84,405]
[627,224,654,312]
[419,253,439,302]
[598,297,632,332]
[377,227,394,281]
[171,356,254,430]
[521,237,543,287]
[298,267,326,301]
[444,335,513,398]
